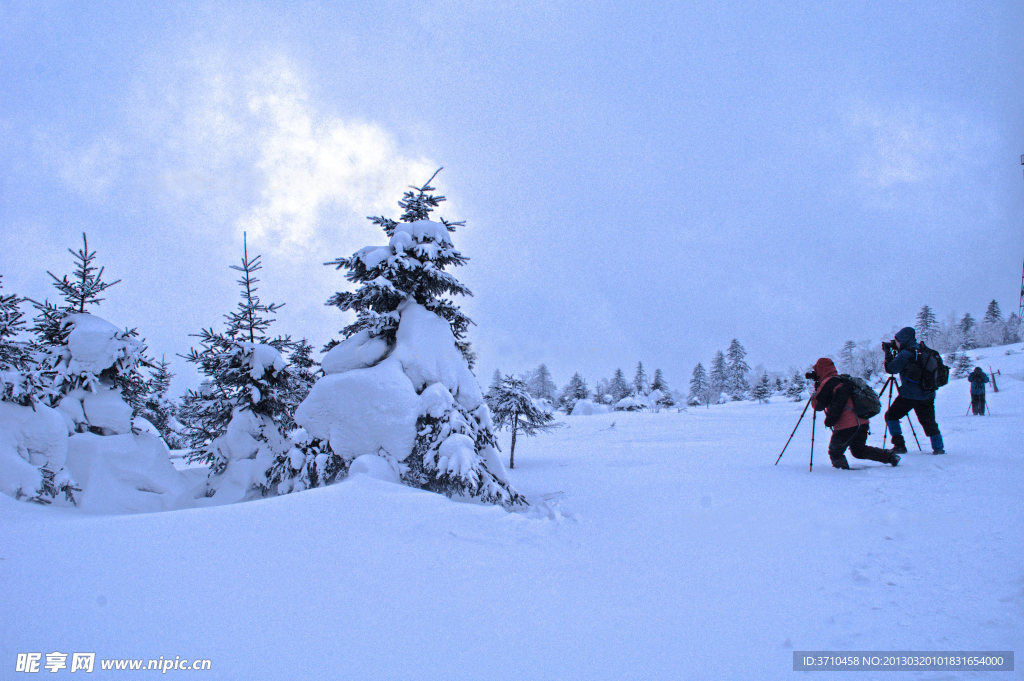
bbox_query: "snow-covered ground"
[2,344,1022,679]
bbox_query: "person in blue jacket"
[968,367,989,415]
[883,326,945,454]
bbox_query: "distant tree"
[751,373,772,403]
[952,350,972,379]
[139,357,184,449]
[838,340,857,375]
[486,368,502,403]
[725,339,750,400]
[557,372,589,413]
[488,375,557,469]
[688,363,709,407]
[609,368,631,401]
[1005,313,1022,344]
[632,361,648,396]
[774,377,784,392]
[650,368,666,392]
[785,369,806,401]
[527,363,557,402]
[592,378,611,404]
[709,351,727,404]
[915,305,938,345]
[958,313,977,349]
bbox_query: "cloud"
[61,48,442,256]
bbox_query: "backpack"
[905,343,949,391]
[838,374,881,419]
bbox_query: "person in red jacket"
[809,357,900,470]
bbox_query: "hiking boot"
[888,451,900,467]
[932,449,945,455]
[890,435,907,454]
[831,456,850,470]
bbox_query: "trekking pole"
[810,409,816,472]
[879,376,894,446]
[906,417,922,451]
[775,396,812,465]
[966,402,972,416]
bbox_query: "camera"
[882,340,898,363]
[804,370,817,381]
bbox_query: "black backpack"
[905,343,949,391]
[838,374,881,418]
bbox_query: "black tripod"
[775,396,817,472]
[878,375,922,451]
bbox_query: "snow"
[320,329,391,375]
[613,395,645,410]
[0,402,70,498]
[295,357,420,462]
[569,399,611,416]
[2,342,1022,678]
[64,432,195,514]
[60,313,142,379]
[59,386,134,435]
[237,341,285,381]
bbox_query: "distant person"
[810,357,899,469]
[968,367,989,415]
[884,327,945,454]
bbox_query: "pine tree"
[958,313,977,349]
[181,236,293,471]
[139,357,184,449]
[688,363,709,407]
[609,368,631,401]
[979,300,1005,347]
[785,369,806,401]
[31,233,121,349]
[751,373,772,403]
[557,372,589,413]
[983,300,1003,326]
[915,305,938,345]
[774,377,784,392]
[633,361,648,396]
[527,363,557,402]
[486,368,502,402]
[488,375,557,469]
[281,339,319,430]
[838,340,857,375]
[953,350,972,378]
[592,378,611,404]
[0,276,49,406]
[1005,313,1022,344]
[709,351,727,404]
[324,168,476,368]
[725,339,750,400]
[650,368,666,392]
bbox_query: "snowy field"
[2,344,1022,680]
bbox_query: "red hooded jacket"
[809,357,867,430]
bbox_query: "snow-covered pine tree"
[527,363,557,402]
[958,313,977,350]
[725,339,750,400]
[751,373,771,403]
[688,363,709,407]
[302,171,521,505]
[838,340,857,375]
[648,368,674,407]
[633,361,648,396]
[488,375,557,469]
[181,236,297,498]
[785,369,806,401]
[609,368,631,401]
[558,372,589,413]
[774,377,784,392]
[0,275,30,372]
[979,300,1004,347]
[281,338,320,431]
[324,168,476,368]
[486,368,502,403]
[1005,313,1022,344]
[592,378,611,404]
[138,357,184,449]
[953,350,972,378]
[915,305,938,345]
[709,351,727,404]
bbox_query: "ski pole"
[966,402,972,416]
[809,410,818,471]
[776,396,812,465]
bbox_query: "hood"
[813,357,837,382]
[969,367,983,376]
[895,326,917,346]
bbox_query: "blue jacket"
[968,368,989,395]
[885,327,934,401]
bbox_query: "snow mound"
[64,432,194,514]
[60,313,142,379]
[348,453,402,483]
[614,396,645,411]
[569,399,611,416]
[321,330,391,375]
[295,358,420,462]
[0,402,71,499]
[392,303,483,410]
[59,386,133,435]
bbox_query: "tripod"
[878,375,922,451]
[775,396,817,472]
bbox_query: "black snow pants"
[828,424,892,465]
[971,393,986,415]
[884,396,940,437]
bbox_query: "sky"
[2,0,1022,394]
